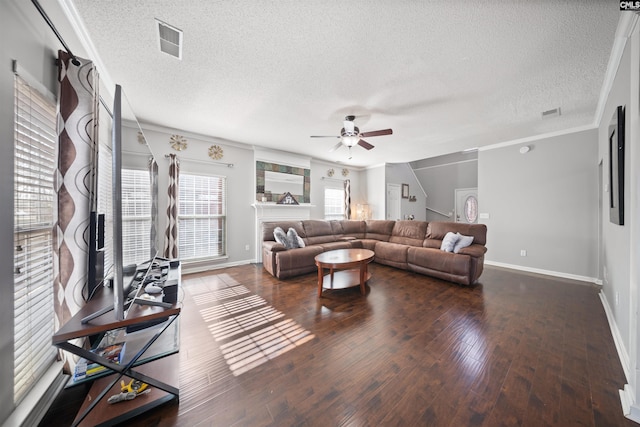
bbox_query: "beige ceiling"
[64,0,620,167]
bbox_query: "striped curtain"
[149,157,158,258]
[54,51,99,330]
[164,154,179,259]
[344,179,351,220]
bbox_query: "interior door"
[386,184,401,220]
[454,188,478,223]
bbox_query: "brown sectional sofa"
[261,219,487,285]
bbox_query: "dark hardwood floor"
[41,264,634,426]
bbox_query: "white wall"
[478,129,599,279]
[365,165,386,219]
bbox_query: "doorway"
[386,184,401,220]
[454,188,478,223]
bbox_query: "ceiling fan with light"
[311,115,392,158]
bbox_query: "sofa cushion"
[365,220,395,241]
[407,247,471,277]
[337,220,366,239]
[389,220,428,247]
[427,222,486,246]
[318,241,353,252]
[374,241,409,268]
[303,220,338,245]
[263,221,305,242]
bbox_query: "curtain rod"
[164,154,234,168]
[32,0,81,66]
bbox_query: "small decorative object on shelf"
[137,131,147,145]
[327,168,335,177]
[277,192,299,205]
[169,134,188,151]
[208,144,224,160]
[409,195,417,202]
[342,168,349,177]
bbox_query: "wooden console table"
[52,269,181,427]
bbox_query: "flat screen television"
[83,84,159,322]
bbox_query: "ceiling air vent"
[541,107,561,119]
[156,19,183,60]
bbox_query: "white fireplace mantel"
[252,202,315,262]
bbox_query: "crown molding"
[57,0,115,99]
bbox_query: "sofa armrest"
[456,245,487,257]
[263,241,287,252]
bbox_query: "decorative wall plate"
[208,144,224,160]
[327,168,334,177]
[342,168,349,177]
[170,134,188,151]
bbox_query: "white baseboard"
[599,291,631,381]
[181,258,257,275]
[598,291,640,423]
[484,260,599,284]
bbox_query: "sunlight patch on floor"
[192,275,316,377]
[199,295,266,322]
[220,319,315,376]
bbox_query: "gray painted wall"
[598,24,634,374]
[478,128,599,278]
[385,163,427,221]
[411,155,478,222]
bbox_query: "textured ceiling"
[65,0,620,167]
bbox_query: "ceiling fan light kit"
[311,115,393,158]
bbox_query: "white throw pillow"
[273,227,289,247]
[453,233,474,253]
[287,228,305,248]
[440,232,459,252]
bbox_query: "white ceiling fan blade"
[329,141,343,152]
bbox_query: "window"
[178,174,227,260]
[121,169,152,265]
[324,187,345,220]
[13,75,57,404]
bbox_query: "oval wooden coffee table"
[314,249,375,297]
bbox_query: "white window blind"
[178,174,226,260]
[121,169,152,265]
[324,187,345,220]
[13,75,57,404]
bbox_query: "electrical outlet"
[245,244,250,251]
[520,249,527,257]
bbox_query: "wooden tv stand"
[52,271,181,427]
